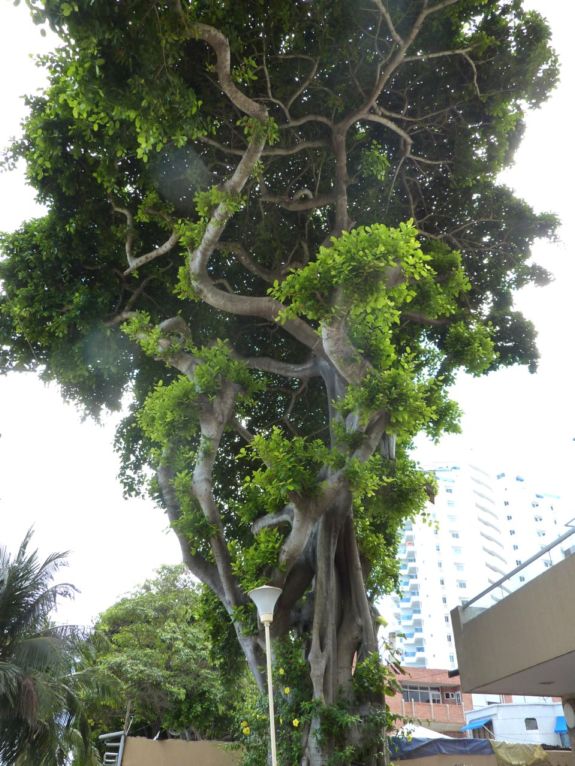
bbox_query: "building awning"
[555,716,568,734]
[460,717,492,732]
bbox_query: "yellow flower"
[284,686,291,695]
[292,719,300,728]
[242,727,251,736]
[240,720,248,728]
[278,668,285,676]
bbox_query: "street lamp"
[248,585,282,766]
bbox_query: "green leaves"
[360,142,391,182]
[272,222,430,323]
[0,532,97,765]
[84,566,241,740]
[238,427,333,519]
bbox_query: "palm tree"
[0,530,99,765]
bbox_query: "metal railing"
[99,731,125,766]
[460,522,575,621]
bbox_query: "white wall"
[466,702,564,746]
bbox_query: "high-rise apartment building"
[497,472,567,584]
[386,461,567,670]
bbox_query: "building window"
[534,515,543,522]
[403,685,441,704]
[440,578,445,586]
[510,530,516,536]
[544,560,552,568]
[442,596,447,605]
[438,562,443,568]
[451,531,460,539]
[452,547,462,555]
[446,488,453,494]
[447,634,452,642]
[436,545,441,552]
[515,560,522,566]
[504,500,509,506]
[513,544,519,550]
[457,580,466,589]
[455,563,464,572]
[506,515,513,521]
[525,718,538,731]
[537,531,546,538]
[519,576,525,583]
[444,615,449,623]
[449,654,455,664]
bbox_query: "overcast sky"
[0,0,574,625]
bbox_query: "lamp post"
[248,585,282,766]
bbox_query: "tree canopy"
[83,565,242,742]
[0,1,558,763]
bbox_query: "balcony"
[389,700,466,732]
[452,526,575,698]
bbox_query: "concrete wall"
[452,552,575,697]
[122,738,242,766]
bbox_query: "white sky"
[0,0,574,625]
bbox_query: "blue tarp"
[461,717,493,732]
[555,716,567,734]
[389,737,494,760]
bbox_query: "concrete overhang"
[451,552,575,697]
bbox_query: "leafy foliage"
[0,531,98,765]
[82,566,241,742]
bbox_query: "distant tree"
[83,565,242,742]
[0,531,98,765]
[0,1,558,763]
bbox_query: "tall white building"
[387,461,567,670]
[496,472,567,585]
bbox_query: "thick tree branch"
[261,190,337,212]
[252,506,294,534]
[243,356,321,379]
[192,24,267,120]
[111,202,136,268]
[321,316,372,387]
[199,135,328,157]
[123,232,180,277]
[190,265,325,356]
[217,241,279,284]
[371,0,403,46]
[157,456,224,600]
[279,114,334,130]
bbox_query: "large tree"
[0,1,558,763]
